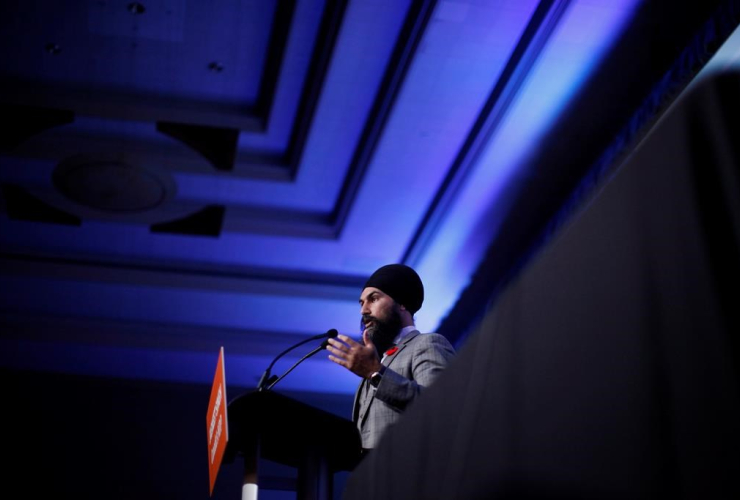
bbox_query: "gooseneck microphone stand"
[266,338,332,391]
[256,329,337,391]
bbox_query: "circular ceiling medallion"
[53,156,174,213]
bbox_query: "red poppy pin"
[385,346,399,356]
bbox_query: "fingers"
[326,345,347,368]
[327,335,362,369]
[327,342,360,373]
[336,333,359,346]
[327,338,355,367]
[326,343,346,361]
[327,338,349,353]
[327,354,348,368]
[327,333,377,376]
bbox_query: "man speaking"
[327,264,456,451]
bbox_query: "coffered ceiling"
[0,0,691,395]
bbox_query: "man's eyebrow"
[359,291,378,304]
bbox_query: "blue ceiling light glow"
[339,0,542,271]
[415,0,642,334]
[0,337,359,393]
[0,274,360,336]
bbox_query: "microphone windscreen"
[326,328,338,338]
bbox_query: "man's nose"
[360,303,370,315]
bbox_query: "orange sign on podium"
[207,347,229,496]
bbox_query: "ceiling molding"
[332,0,437,237]
[253,0,298,124]
[0,251,365,297]
[0,78,266,131]
[403,0,573,266]
[232,0,351,178]
[284,0,349,179]
[156,121,239,171]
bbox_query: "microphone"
[257,329,338,391]
[266,334,336,391]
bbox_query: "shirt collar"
[392,325,417,346]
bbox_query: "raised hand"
[327,331,382,378]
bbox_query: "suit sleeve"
[374,333,455,411]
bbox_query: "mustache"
[361,315,378,328]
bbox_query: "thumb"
[362,329,375,347]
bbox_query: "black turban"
[363,264,424,314]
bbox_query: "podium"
[224,390,361,500]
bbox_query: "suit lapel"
[385,329,418,370]
[357,330,420,424]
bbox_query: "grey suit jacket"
[352,330,455,449]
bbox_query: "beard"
[362,305,403,355]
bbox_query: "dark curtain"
[343,71,740,499]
